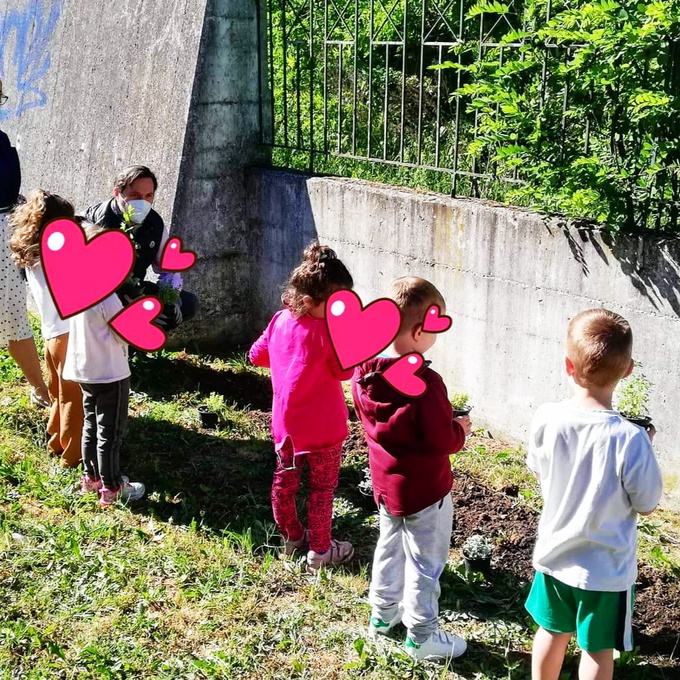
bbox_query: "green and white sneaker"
[405,629,467,661]
[368,604,403,638]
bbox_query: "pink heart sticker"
[40,218,135,319]
[422,305,452,333]
[109,296,167,352]
[160,237,197,272]
[382,353,428,397]
[326,290,402,370]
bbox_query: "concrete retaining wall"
[247,168,680,507]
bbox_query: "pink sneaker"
[306,539,354,572]
[99,480,145,508]
[282,530,308,558]
[80,474,129,495]
[79,475,102,495]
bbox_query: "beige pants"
[45,333,83,468]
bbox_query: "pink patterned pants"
[271,440,344,554]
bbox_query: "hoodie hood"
[353,355,432,403]
[350,356,464,517]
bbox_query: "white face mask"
[124,199,152,224]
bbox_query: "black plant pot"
[624,415,653,429]
[463,555,491,576]
[198,406,219,429]
[453,406,472,418]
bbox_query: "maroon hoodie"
[352,356,466,517]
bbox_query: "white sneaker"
[404,629,467,661]
[368,604,403,638]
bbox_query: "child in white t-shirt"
[9,190,83,467]
[526,308,663,680]
[62,223,145,508]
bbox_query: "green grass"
[0,335,677,678]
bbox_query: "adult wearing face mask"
[0,78,51,407]
[81,165,198,331]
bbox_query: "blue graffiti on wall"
[0,0,63,120]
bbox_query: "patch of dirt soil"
[451,471,680,658]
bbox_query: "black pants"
[178,290,198,323]
[81,377,130,489]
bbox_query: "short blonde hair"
[388,277,446,334]
[566,308,632,387]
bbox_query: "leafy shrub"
[268,0,680,232]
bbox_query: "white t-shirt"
[527,400,663,592]
[25,263,69,340]
[62,294,130,384]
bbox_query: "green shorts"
[525,571,634,652]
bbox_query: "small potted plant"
[614,373,653,428]
[462,534,493,575]
[158,273,183,320]
[450,392,472,418]
[198,392,223,429]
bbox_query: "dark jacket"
[351,356,466,517]
[0,130,21,209]
[82,198,165,281]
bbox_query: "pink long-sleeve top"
[249,308,353,453]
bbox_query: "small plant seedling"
[358,467,373,496]
[615,373,652,419]
[203,392,225,413]
[450,392,470,411]
[462,534,493,560]
[158,280,181,306]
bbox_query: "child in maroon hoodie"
[352,277,471,662]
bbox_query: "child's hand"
[455,415,472,436]
[646,423,656,442]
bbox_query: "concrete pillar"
[172,0,270,346]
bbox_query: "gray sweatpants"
[81,378,130,489]
[369,493,453,643]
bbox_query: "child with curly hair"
[250,242,355,571]
[10,189,83,468]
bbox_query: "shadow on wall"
[613,234,680,318]
[557,221,680,318]
[245,168,319,338]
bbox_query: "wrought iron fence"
[259,0,680,230]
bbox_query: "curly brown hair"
[9,189,75,267]
[282,241,353,317]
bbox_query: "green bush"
[267,0,680,232]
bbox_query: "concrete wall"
[1,0,267,346]
[247,168,680,508]
[1,0,205,219]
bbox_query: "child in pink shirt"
[250,242,354,571]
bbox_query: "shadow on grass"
[122,415,276,539]
[130,352,273,412]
